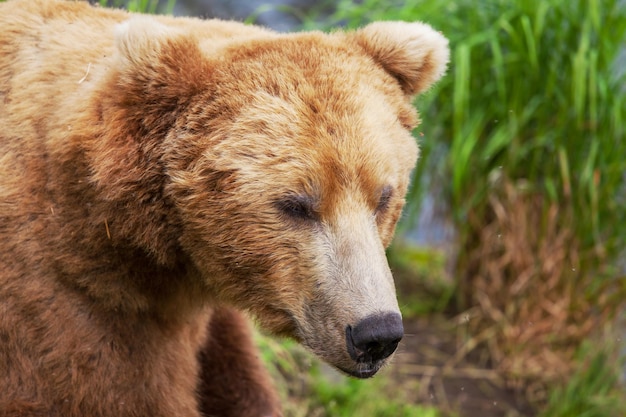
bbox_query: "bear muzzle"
[343,312,403,378]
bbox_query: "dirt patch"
[388,316,535,417]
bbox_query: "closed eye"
[277,195,318,221]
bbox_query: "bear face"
[90,18,449,378]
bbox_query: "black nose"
[346,313,403,364]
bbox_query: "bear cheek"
[225,224,320,337]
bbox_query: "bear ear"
[114,17,174,69]
[350,21,450,97]
[113,17,207,99]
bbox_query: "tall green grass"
[540,340,626,417]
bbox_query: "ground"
[391,316,535,417]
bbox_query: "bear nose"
[346,312,403,364]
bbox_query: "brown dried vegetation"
[456,178,617,405]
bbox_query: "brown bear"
[0,0,449,416]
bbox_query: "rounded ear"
[113,17,208,102]
[114,17,174,70]
[107,17,213,141]
[350,21,450,97]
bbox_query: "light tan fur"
[0,0,449,415]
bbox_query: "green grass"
[388,244,455,317]
[540,341,626,417]
[309,373,440,417]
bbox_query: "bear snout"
[344,312,403,377]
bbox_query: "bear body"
[0,1,449,415]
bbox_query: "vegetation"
[541,341,625,417]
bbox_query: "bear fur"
[0,0,449,416]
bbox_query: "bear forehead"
[226,87,417,170]
[203,34,419,164]
[206,32,417,125]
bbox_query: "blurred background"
[99,0,626,415]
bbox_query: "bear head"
[95,18,449,378]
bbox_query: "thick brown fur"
[0,1,449,416]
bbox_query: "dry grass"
[456,177,617,405]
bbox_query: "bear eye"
[277,195,318,221]
[376,185,394,214]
